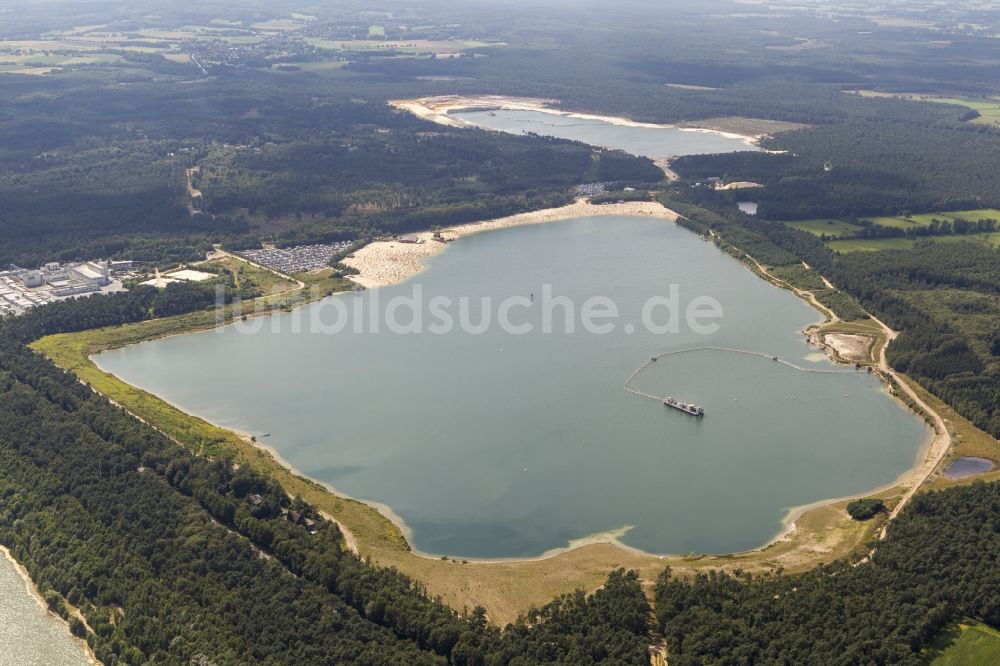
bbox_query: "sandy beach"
[343,198,679,289]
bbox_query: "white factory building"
[18,261,112,296]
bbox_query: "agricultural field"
[783,209,1000,252]
[0,14,312,74]
[784,218,863,238]
[857,210,1000,228]
[921,97,1000,126]
[856,91,1000,126]
[929,621,1000,665]
[0,51,122,75]
[828,232,1000,253]
[0,9,503,76]
[860,215,922,229]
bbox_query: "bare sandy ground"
[343,199,679,289]
[823,333,872,363]
[716,181,764,190]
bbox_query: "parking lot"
[238,243,351,274]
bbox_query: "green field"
[788,210,1000,243]
[924,97,1000,126]
[861,215,922,229]
[826,237,916,252]
[857,91,1000,126]
[368,25,386,37]
[868,209,1000,227]
[828,232,1000,253]
[930,621,1000,665]
[785,218,863,238]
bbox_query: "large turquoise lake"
[95,216,928,558]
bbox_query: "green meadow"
[784,218,863,237]
[781,209,1000,252]
[924,97,1000,126]
[930,621,1000,665]
[828,232,1000,253]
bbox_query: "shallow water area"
[943,456,995,479]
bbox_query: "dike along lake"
[94,110,928,559]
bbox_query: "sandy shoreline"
[343,198,678,289]
[390,94,765,143]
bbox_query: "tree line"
[0,289,653,665]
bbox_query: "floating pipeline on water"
[624,346,860,405]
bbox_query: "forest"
[0,290,653,665]
[671,107,1000,220]
[655,481,1000,664]
[0,67,659,268]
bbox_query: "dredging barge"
[664,397,705,416]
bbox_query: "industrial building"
[1,259,123,315]
[35,261,111,296]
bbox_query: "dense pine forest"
[0,291,653,665]
[0,71,660,267]
[655,481,1000,665]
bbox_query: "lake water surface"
[450,108,760,158]
[95,216,928,558]
[0,553,90,666]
